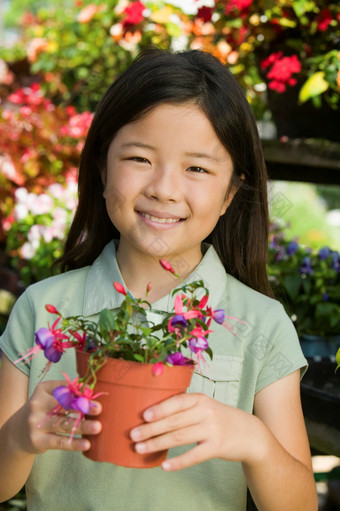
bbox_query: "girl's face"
[103,102,235,267]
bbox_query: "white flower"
[14,203,29,221]
[14,187,29,203]
[52,207,68,223]
[20,242,37,260]
[30,194,54,215]
[48,183,65,200]
[28,225,42,243]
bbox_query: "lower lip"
[137,212,184,230]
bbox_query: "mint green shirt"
[0,241,307,511]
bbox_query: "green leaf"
[298,72,329,103]
[283,275,301,300]
[133,354,145,363]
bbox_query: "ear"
[219,173,245,216]
[100,166,107,197]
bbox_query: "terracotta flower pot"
[76,350,194,468]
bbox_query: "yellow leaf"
[150,6,173,24]
[299,72,329,103]
[335,347,340,373]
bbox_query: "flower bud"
[113,282,127,295]
[45,304,59,315]
[159,259,175,273]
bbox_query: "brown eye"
[187,166,208,174]
[128,157,150,164]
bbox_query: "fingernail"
[130,428,141,441]
[135,443,146,453]
[144,409,154,421]
[82,440,91,450]
[162,461,171,471]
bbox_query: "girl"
[0,49,317,510]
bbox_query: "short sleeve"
[0,291,35,375]
[255,303,308,394]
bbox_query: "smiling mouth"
[138,212,184,224]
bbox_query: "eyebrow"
[120,143,223,163]
[120,142,156,150]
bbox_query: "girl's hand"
[130,392,265,471]
[17,380,102,454]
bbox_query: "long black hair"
[57,48,273,297]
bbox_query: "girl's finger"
[131,405,202,442]
[161,443,211,472]
[134,423,204,455]
[142,393,202,422]
[86,400,102,416]
[43,434,91,452]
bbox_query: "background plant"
[267,223,340,337]
[4,180,77,285]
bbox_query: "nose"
[143,165,182,202]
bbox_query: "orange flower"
[77,4,99,23]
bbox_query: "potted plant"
[15,259,232,468]
[267,224,340,358]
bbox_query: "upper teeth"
[142,213,180,223]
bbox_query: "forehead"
[110,102,229,159]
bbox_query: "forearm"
[242,418,318,511]
[0,408,35,502]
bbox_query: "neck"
[115,241,202,303]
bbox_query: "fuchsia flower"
[15,317,69,369]
[166,352,194,366]
[168,294,202,333]
[151,362,164,376]
[159,259,175,274]
[113,281,127,295]
[45,304,60,315]
[188,326,211,354]
[41,373,103,442]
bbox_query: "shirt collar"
[83,240,228,316]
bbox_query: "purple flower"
[189,336,209,354]
[274,246,286,262]
[169,314,187,329]
[286,241,299,256]
[322,292,329,301]
[212,309,225,324]
[43,338,64,363]
[331,251,340,272]
[299,256,313,275]
[166,352,192,366]
[35,327,54,348]
[71,396,91,414]
[53,385,75,410]
[318,247,331,260]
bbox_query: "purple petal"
[189,336,208,353]
[213,309,225,324]
[44,339,63,362]
[71,396,90,414]
[166,352,191,366]
[35,328,54,348]
[169,314,187,329]
[53,386,74,410]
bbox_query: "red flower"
[196,6,214,23]
[316,9,333,32]
[262,53,301,93]
[224,0,252,15]
[123,1,146,27]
